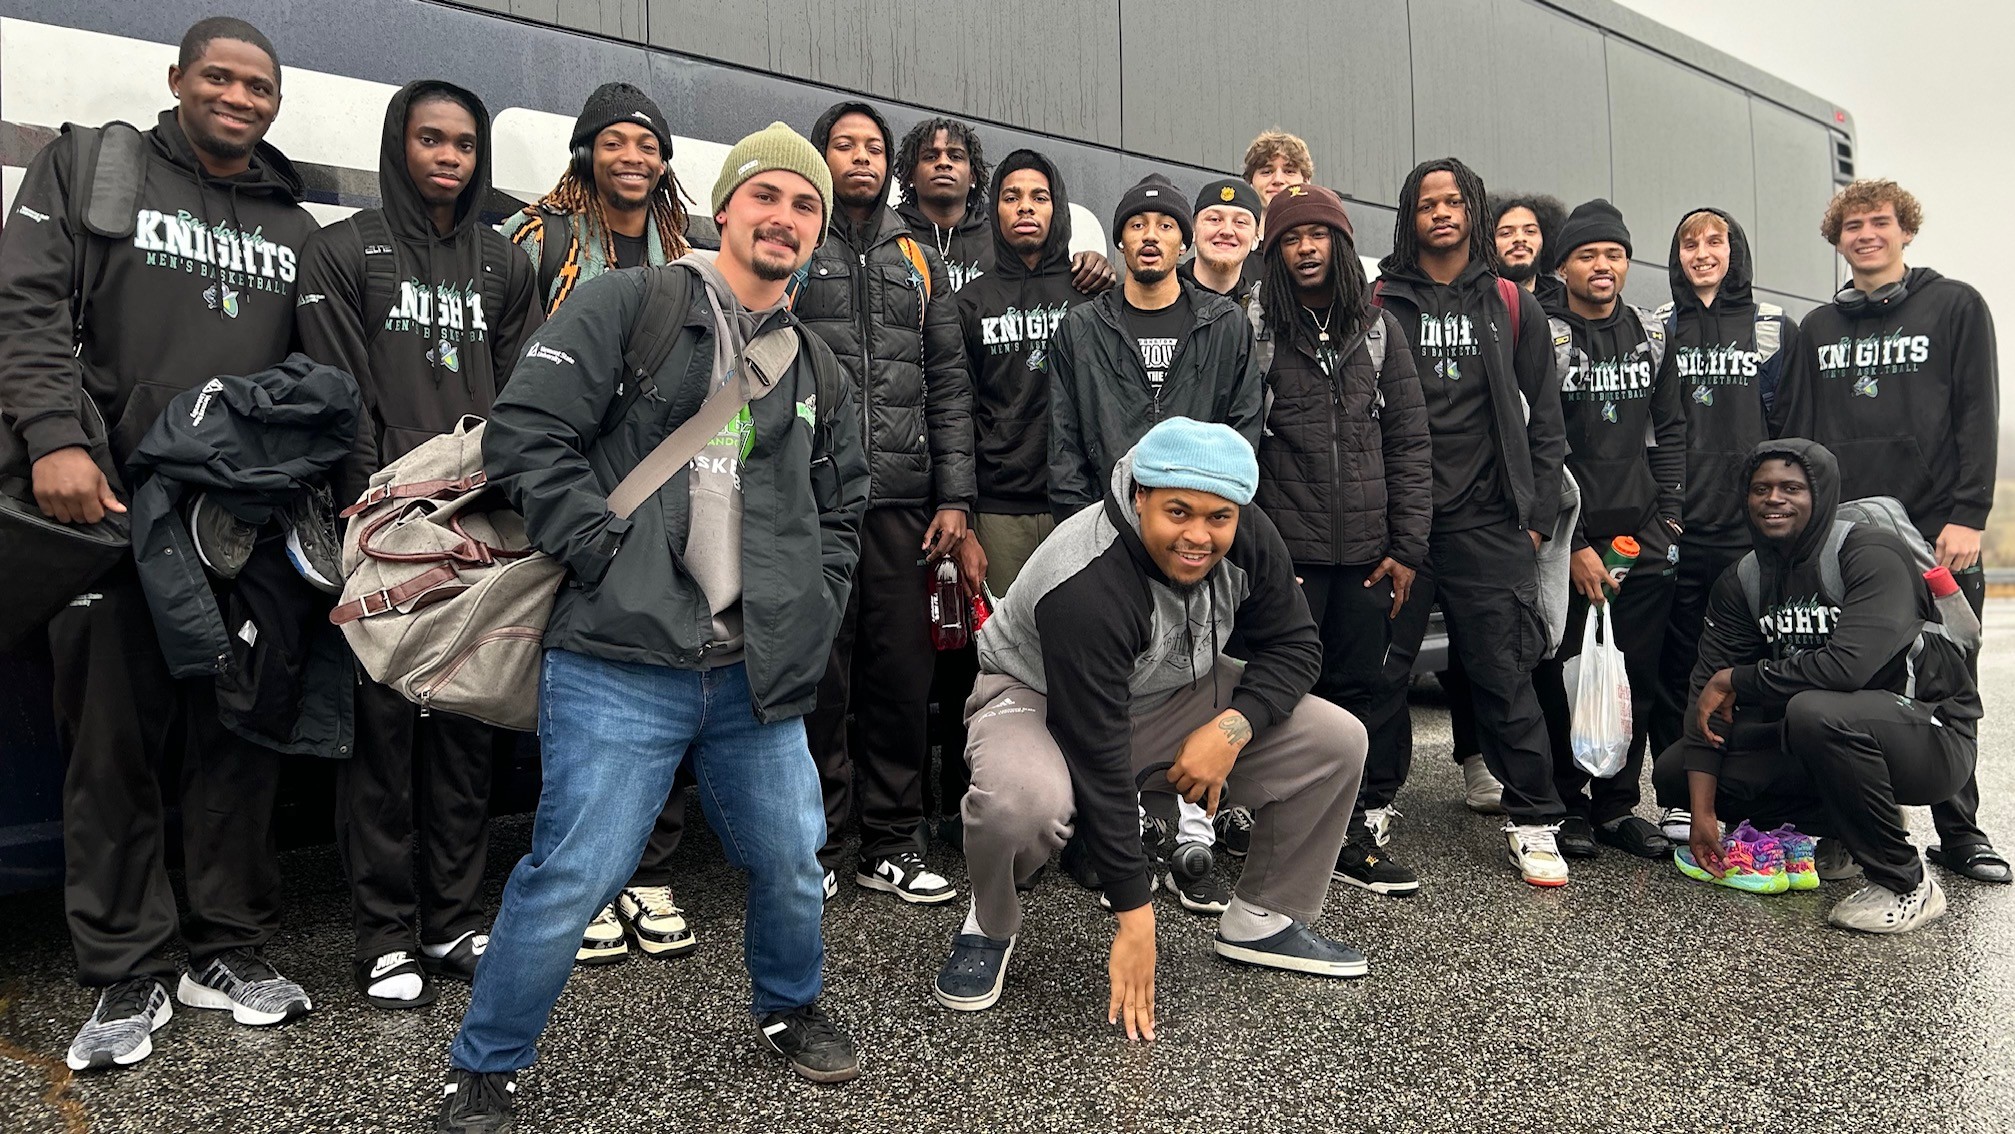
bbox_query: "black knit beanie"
[1557,198,1632,259]
[571,82,672,156]
[1111,174,1193,246]
[1193,177,1263,222]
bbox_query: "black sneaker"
[1213,922,1369,978]
[177,949,312,1026]
[855,851,957,904]
[436,1068,517,1133]
[757,1004,861,1083]
[187,493,256,580]
[421,931,489,983]
[1556,815,1601,859]
[65,977,172,1071]
[933,933,1015,1011]
[1333,841,1421,897]
[1214,806,1255,859]
[280,485,344,595]
[1594,815,1672,859]
[1164,869,1233,914]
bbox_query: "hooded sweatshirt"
[0,109,317,477]
[1652,207,1800,549]
[295,81,540,503]
[955,150,1090,514]
[976,451,1320,914]
[1776,266,1997,539]
[899,198,992,293]
[1542,291,1685,558]
[1684,438,1980,771]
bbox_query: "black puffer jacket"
[1249,288,1431,568]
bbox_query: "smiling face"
[824,112,888,211]
[168,37,280,171]
[1193,205,1256,273]
[1679,214,1730,294]
[1836,202,1908,278]
[716,171,823,283]
[592,122,664,212]
[1120,211,1183,284]
[1248,155,1306,207]
[404,95,480,223]
[996,167,1053,259]
[1562,241,1629,309]
[1748,457,1812,544]
[1133,486,1239,587]
[1414,170,1468,254]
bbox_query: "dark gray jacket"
[483,267,871,723]
[1047,280,1264,518]
[791,204,974,512]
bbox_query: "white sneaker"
[1816,838,1863,881]
[576,903,627,965]
[1659,808,1694,843]
[1827,874,1946,934]
[1461,756,1505,814]
[855,851,957,904]
[1504,823,1569,887]
[1364,805,1402,848]
[617,886,698,957]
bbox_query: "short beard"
[917,182,968,214]
[1498,259,1537,284]
[1130,262,1172,286]
[1196,246,1248,275]
[751,254,797,282]
[190,128,254,163]
[835,181,883,210]
[1005,233,1045,256]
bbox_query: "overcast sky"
[1614,0,2015,459]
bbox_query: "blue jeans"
[450,650,827,1073]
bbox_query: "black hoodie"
[955,150,1089,514]
[295,81,540,502]
[1776,266,1997,539]
[1654,207,1800,549]
[899,199,993,294]
[1686,439,1979,768]
[1542,290,1685,557]
[0,109,317,478]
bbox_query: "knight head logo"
[427,339,461,373]
[1601,400,1619,424]
[1026,345,1047,372]
[202,282,239,318]
[1854,374,1880,399]
[1692,385,1715,407]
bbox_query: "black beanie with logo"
[571,82,672,156]
[1111,174,1194,246]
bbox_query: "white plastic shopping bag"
[1565,604,1631,778]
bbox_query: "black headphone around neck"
[571,141,671,199]
[1833,278,1910,318]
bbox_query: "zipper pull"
[419,690,433,719]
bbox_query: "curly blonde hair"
[1820,179,1922,246]
[1241,129,1315,183]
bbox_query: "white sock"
[368,971,424,1001]
[422,930,475,959]
[1216,896,1289,942]
[961,901,986,938]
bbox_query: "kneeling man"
[934,418,1369,1037]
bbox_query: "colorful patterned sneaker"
[177,949,312,1025]
[1674,821,1789,894]
[1766,825,1821,891]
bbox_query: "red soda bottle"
[930,558,970,650]
[1923,566,1982,651]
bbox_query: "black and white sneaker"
[1213,922,1369,978]
[435,1069,517,1133]
[1165,869,1233,914]
[356,950,437,1010]
[66,977,172,1071]
[177,949,312,1026]
[1333,841,1421,897]
[280,485,344,595]
[617,887,698,957]
[187,493,256,580]
[1214,806,1255,859]
[933,932,1016,1011]
[757,1004,860,1083]
[855,851,957,904]
[421,931,489,984]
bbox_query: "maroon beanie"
[1261,183,1354,249]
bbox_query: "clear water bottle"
[929,558,970,651]
[1923,566,1982,652]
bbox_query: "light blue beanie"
[1129,417,1259,505]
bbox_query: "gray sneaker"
[1213,922,1369,978]
[281,485,344,594]
[1827,874,1947,934]
[66,977,172,1071]
[177,949,312,1025]
[188,493,257,580]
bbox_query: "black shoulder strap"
[353,211,403,341]
[62,121,146,344]
[476,227,514,334]
[537,211,571,312]
[610,264,694,422]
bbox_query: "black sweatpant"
[1930,566,1990,852]
[808,505,936,869]
[924,642,977,826]
[1538,560,1675,825]
[1650,541,1745,768]
[1299,562,1430,835]
[336,680,495,960]
[1653,689,1975,893]
[1441,656,1481,767]
[1426,521,1564,823]
[48,561,284,988]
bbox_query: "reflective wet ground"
[4,603,2013,1133]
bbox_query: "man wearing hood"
[797,99,975,905]
[1535,199,1685,860]
[1776,178,2006,885]
[933,419,1370,1027]
[1653,440,1979,933]
[0,17,321,1071]
[1646,208,1800,836]
[1373,157,1572,887]
[894,115,1115,296]
[296,81,539,1013]
[1048,173,1265,519]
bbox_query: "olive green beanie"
[710,121,834,244]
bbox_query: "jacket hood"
[1743,437,1841,574]
[811,100,894,156]
[983,148,1073,279]
[151,108,305,201]
[378,81,493,243]
[1666,206,1754,313]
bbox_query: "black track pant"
[925,643,977,826]
[1653,689,1975,893]
[1930,567,1990,852]
[1650,541,1746,766]
[49,561,284,987]
[1537,561,1675,825]
[336,680,495,960]
[808,505,936,869]
[1426,522,1564,823]
[1299,562,1430,837]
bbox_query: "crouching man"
[1653,440,1979,934]
[933,418,1369,1036]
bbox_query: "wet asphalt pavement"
[4,604,2014,1134]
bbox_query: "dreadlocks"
[529,161,691,284]
[894,117,990,212]
[1261,226,1370,351]
[1387,157,1496,276]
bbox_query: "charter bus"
[0,0,1857,891]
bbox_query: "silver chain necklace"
[1305,304,1335,342]
[933,223,955,261]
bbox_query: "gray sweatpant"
[962,659,1367,938]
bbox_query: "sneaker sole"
[1506,850,1568,887]
[757,1032,862,1084]
[175,974,309,1026]
[1331,869,1420,897]
[854,873,958,905]
[66,997,172,1071]
[1465,799,1507,815]
[1212,938,1368,978]
[575,940,629,966]
[629,927,699,957]
[934,939,1015,1012]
